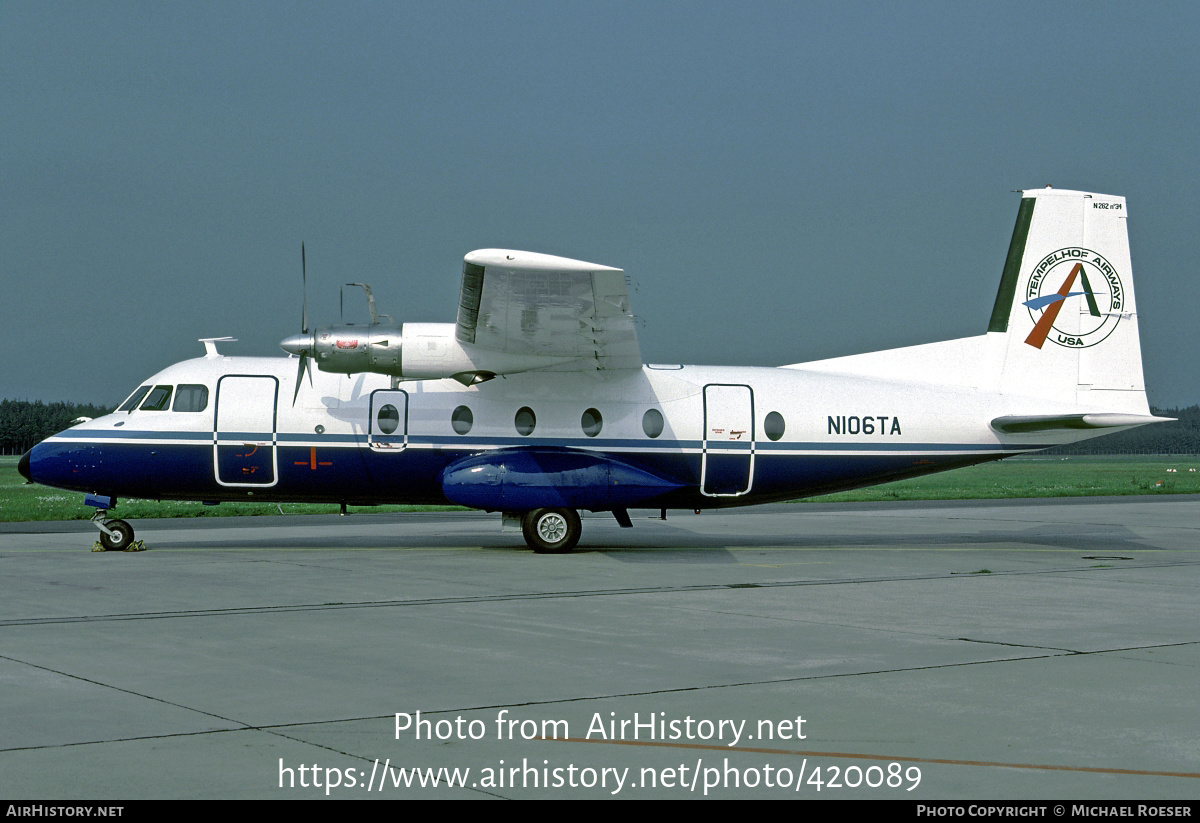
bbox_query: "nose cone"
[18,449,32,482]
[280,333,314,357]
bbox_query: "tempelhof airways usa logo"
[1023,247,1124,349]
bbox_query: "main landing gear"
[516,507,636,553]
[521,508,582,554]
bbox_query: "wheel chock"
[91,540,148,552]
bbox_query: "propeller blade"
[292,351,312,405]
[301,242,309,334]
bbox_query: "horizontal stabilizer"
[990,413,1173,434]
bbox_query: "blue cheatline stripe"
[277,433,359,444]
[51,429,213,441]
[48,428,1046,455]
[754,441,1030,452]
[704,442,753,451]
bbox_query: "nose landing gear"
[88,506,146,552]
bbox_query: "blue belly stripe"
[28,434,1034,510]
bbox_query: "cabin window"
[452,405,473,434]
[515,407,536,436]
[140,385,174,411]
[118,386,151,412]
[642,408,664,438]
[581,408,603,437]
[377,404,400,434]
[173,384,209,413]
[764,411,785,441]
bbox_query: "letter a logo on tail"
[1022,248,1116,350]
[1025,262,1083,348]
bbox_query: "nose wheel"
[521,508,581,553]
[97,519,135,551]
[89,511,144,552]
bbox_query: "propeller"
[282,242,315,405]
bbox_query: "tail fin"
[987,187,1150,415]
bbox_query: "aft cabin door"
[368,389,408,451]
[702,384,754,496]
[214,375,279,487]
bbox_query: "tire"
[522,508,581,554]
[99,519,134,551]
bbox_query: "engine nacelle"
[310,324,403,375]
[282,322,575,383]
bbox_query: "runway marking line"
[725,546,1171,553]
[547,737,1200,779]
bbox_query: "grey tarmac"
[1,497,1198,799]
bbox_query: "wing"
[456,249,642,371]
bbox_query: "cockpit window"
[118,386,151,412]
[173,384,209,413]
[140,385,174,411]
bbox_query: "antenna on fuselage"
[199,337,237,357]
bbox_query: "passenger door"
[214,375,279,487]
[701,384,754,497]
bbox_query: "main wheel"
[99,519,134,551]
[522,508,581,554]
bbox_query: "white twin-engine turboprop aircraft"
[20,188,1169,552]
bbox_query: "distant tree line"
[0,399,114,455]
[3,399,1199,457]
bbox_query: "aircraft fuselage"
[26,353,1074,512]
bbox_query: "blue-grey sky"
[3,1,1198,407]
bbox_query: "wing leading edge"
[456,249,642,371]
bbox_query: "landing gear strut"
[521,508,582,553]
[83,494,144,552]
